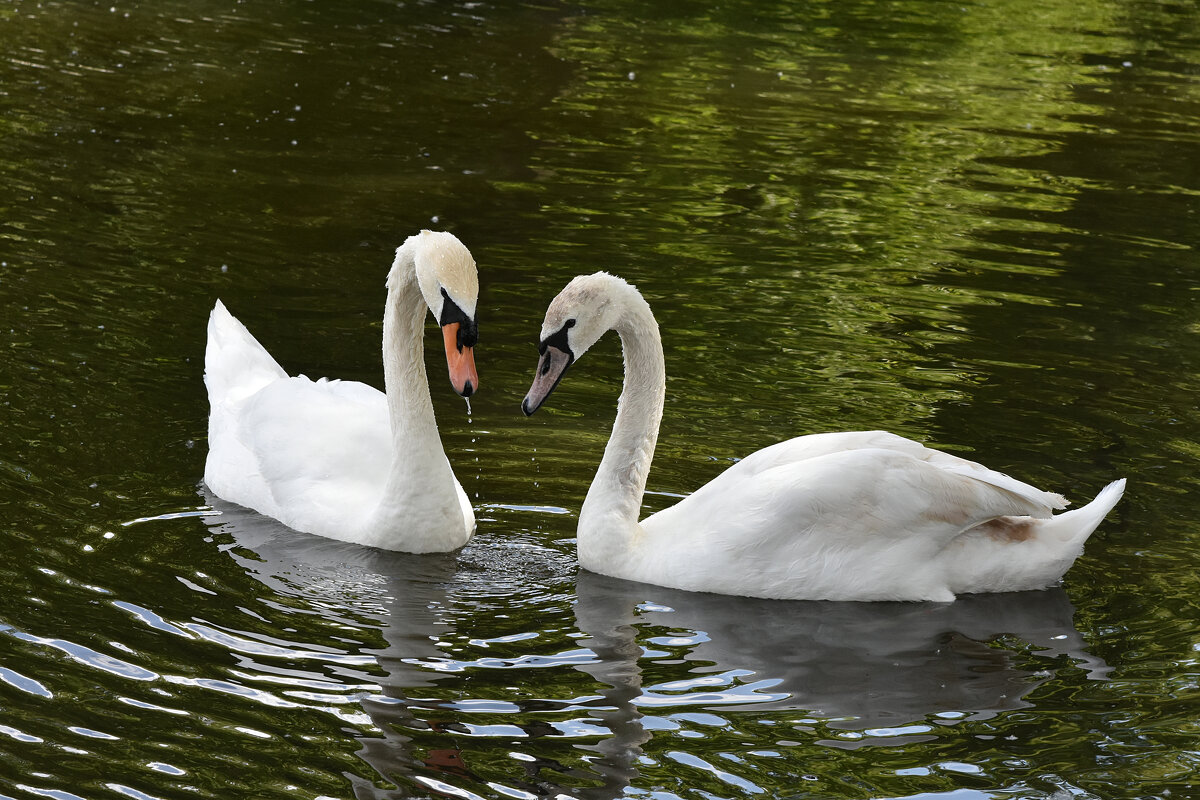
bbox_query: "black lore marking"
[538,318,575,358]
[440,288,478,349]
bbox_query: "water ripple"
[0,666,52,699]
[0,1,1194,798]
[5,628,157,681]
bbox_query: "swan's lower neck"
[366,257,465,544]
[579,298,665,553]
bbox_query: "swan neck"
[354,243,469,550]
[382,266,439,440]
[372,250,465,536]
[581,294,665,536]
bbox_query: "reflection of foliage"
[2,1,1199,798]
[509,0,1194,474]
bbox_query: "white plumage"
[523,272,1125,601]
[204,230,479,553]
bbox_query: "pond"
[2,0,1198,798]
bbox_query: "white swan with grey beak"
[522,272,1124,601]
[204,230,479,552]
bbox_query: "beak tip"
[521,397,536,416]
[461,380,475,398]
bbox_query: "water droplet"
[464,397,472,415]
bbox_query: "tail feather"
[204,300,288,406]
[1042,478,1126,546]
[946,478,1125,597]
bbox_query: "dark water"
[2,1,1198,797]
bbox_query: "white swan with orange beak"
[204,230,479,552]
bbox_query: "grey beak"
[522,344,573,416]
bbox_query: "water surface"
[2,1,1199,798]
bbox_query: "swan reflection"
[202,493,472,798]
[573,569,1109,749]
[201,494,1107,797]
[202,494,588,798]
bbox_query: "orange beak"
[441,322,478,397]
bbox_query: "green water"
[2,0,1198,797]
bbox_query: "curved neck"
[382,263,440,448]
[579,291,665,549]
[365,247,465,546]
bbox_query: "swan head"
[522,272,633,415]
[396,230,480,398]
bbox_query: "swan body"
[204,230,479,553]
[522,272,1125,601]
